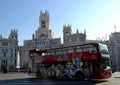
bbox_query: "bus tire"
[75,71,84,80]
[36,71,41,78]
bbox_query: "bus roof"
[30,49,48,54]
[29,42,104,53]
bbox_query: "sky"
[0,0,120,45]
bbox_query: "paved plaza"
[0,72,120,85]
[0,72,33,80]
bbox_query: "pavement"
[0,72,33,80]
[112,72,120,78]
[0,72,120,80]
[0,72,120,85]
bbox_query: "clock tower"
[35,11,54,39]
[39,10,50,29]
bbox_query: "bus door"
[90,62,99,79]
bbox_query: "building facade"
[63,24,86,46]
[107,31,120,71]
[24,11,62,49]
[0,29,18,71]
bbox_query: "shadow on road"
[0,77,108,85]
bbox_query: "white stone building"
[63,24,86,46]
[0,29,18,71]
[107,31,120,71]
[24,11,62,49]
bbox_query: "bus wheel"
[36,71,41,78]
[75,71,84,80]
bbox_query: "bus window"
[100,57,111,70]
[68,48,73,53]
[77,48,82,52]
[89,47,97,54]
[99,44,111,70]
[64,49,68,54]
[56,49,62,55]
[83,48,87,52]
[99,44,109,54]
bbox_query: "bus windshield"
[99,44,111,71]
[99,44,109,54]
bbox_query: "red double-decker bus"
[28,43,112,80]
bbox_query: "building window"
[39,34,46,39]
[11,49,13,57]
[41,21,45,24]
[2,42,8,46]
[2,49,8,57]
[14,49,17,57]
[3,52,6,57]
[14,60,16,66]
[41,21,46,28]
[1,60,7,66]
[71,38,76,42]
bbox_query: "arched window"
[39,34,46,39]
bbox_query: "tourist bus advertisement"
[28,43,112,80]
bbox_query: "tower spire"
[76,28,79,33]
[84,29,86,35]
[114,25,116,32]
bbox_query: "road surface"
[0,72,120,85]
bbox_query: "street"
[0,72,120,85]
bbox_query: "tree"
[2,65,9,73]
